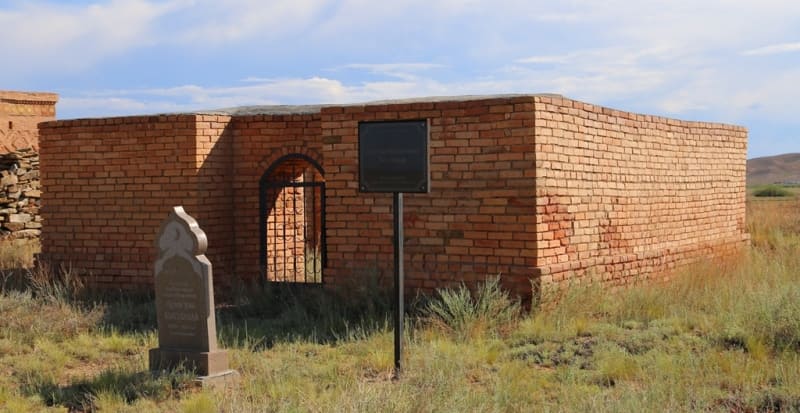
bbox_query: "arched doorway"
[259,154,325,283]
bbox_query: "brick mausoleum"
[38,94,749,299]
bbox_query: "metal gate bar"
[259,157,325,284]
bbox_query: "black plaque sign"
[359,120,429,193]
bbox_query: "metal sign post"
[358,119,429,378]
[393,192,403,375]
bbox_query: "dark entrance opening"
[259,154,325,283]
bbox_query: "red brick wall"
[194,115,235,284]
[39,115,216,289]
[320,97,537,295]
[533,95,749,289]
[230,113,323,280]
[0,91,58,152]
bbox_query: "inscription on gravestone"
[156,255,209,350]
[149,206,236,384]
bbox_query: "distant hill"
[747,153,800,186]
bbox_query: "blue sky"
[2,0,799,158]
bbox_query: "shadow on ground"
[3,260,395,350]
[21,368,193,411]
[91,279,394,350]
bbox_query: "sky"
[1,0,799,159]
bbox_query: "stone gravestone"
[149,206,237,386]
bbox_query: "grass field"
[1,197,799,412]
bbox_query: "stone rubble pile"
[0,149,41,238]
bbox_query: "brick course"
[38,94,749,298]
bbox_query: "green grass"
[1,199,800,412]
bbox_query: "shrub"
[753,185,792,197]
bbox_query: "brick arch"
[258,146,323,173]
[258,150,326,284]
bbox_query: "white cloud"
[531,12,584,22]
[0,0,328,77]
[332,63,446,81]
[7,0,798,144]
[515,54,574,65]
[57,64,653,119]
[573,0,800,52]
[59,96,184,118]
[727,69,800,119]
[58,75,450,118]
[513,47,681,106]
[0,0,181,73]
[336,63,445,73]
[170,0,329,44]
[742,42,800,56]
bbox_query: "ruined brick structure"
[38,94,749,298]
[0,91,57,239]
[0,150,43,238]
[0,91,58,152]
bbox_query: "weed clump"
[422,277,521,341]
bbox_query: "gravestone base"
[149,348,230,377]
[195,369,240,389]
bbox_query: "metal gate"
[259,155,326,283]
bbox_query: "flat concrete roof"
[46,93,565,121]
[202,104,327,116]
[200,93,563,116]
